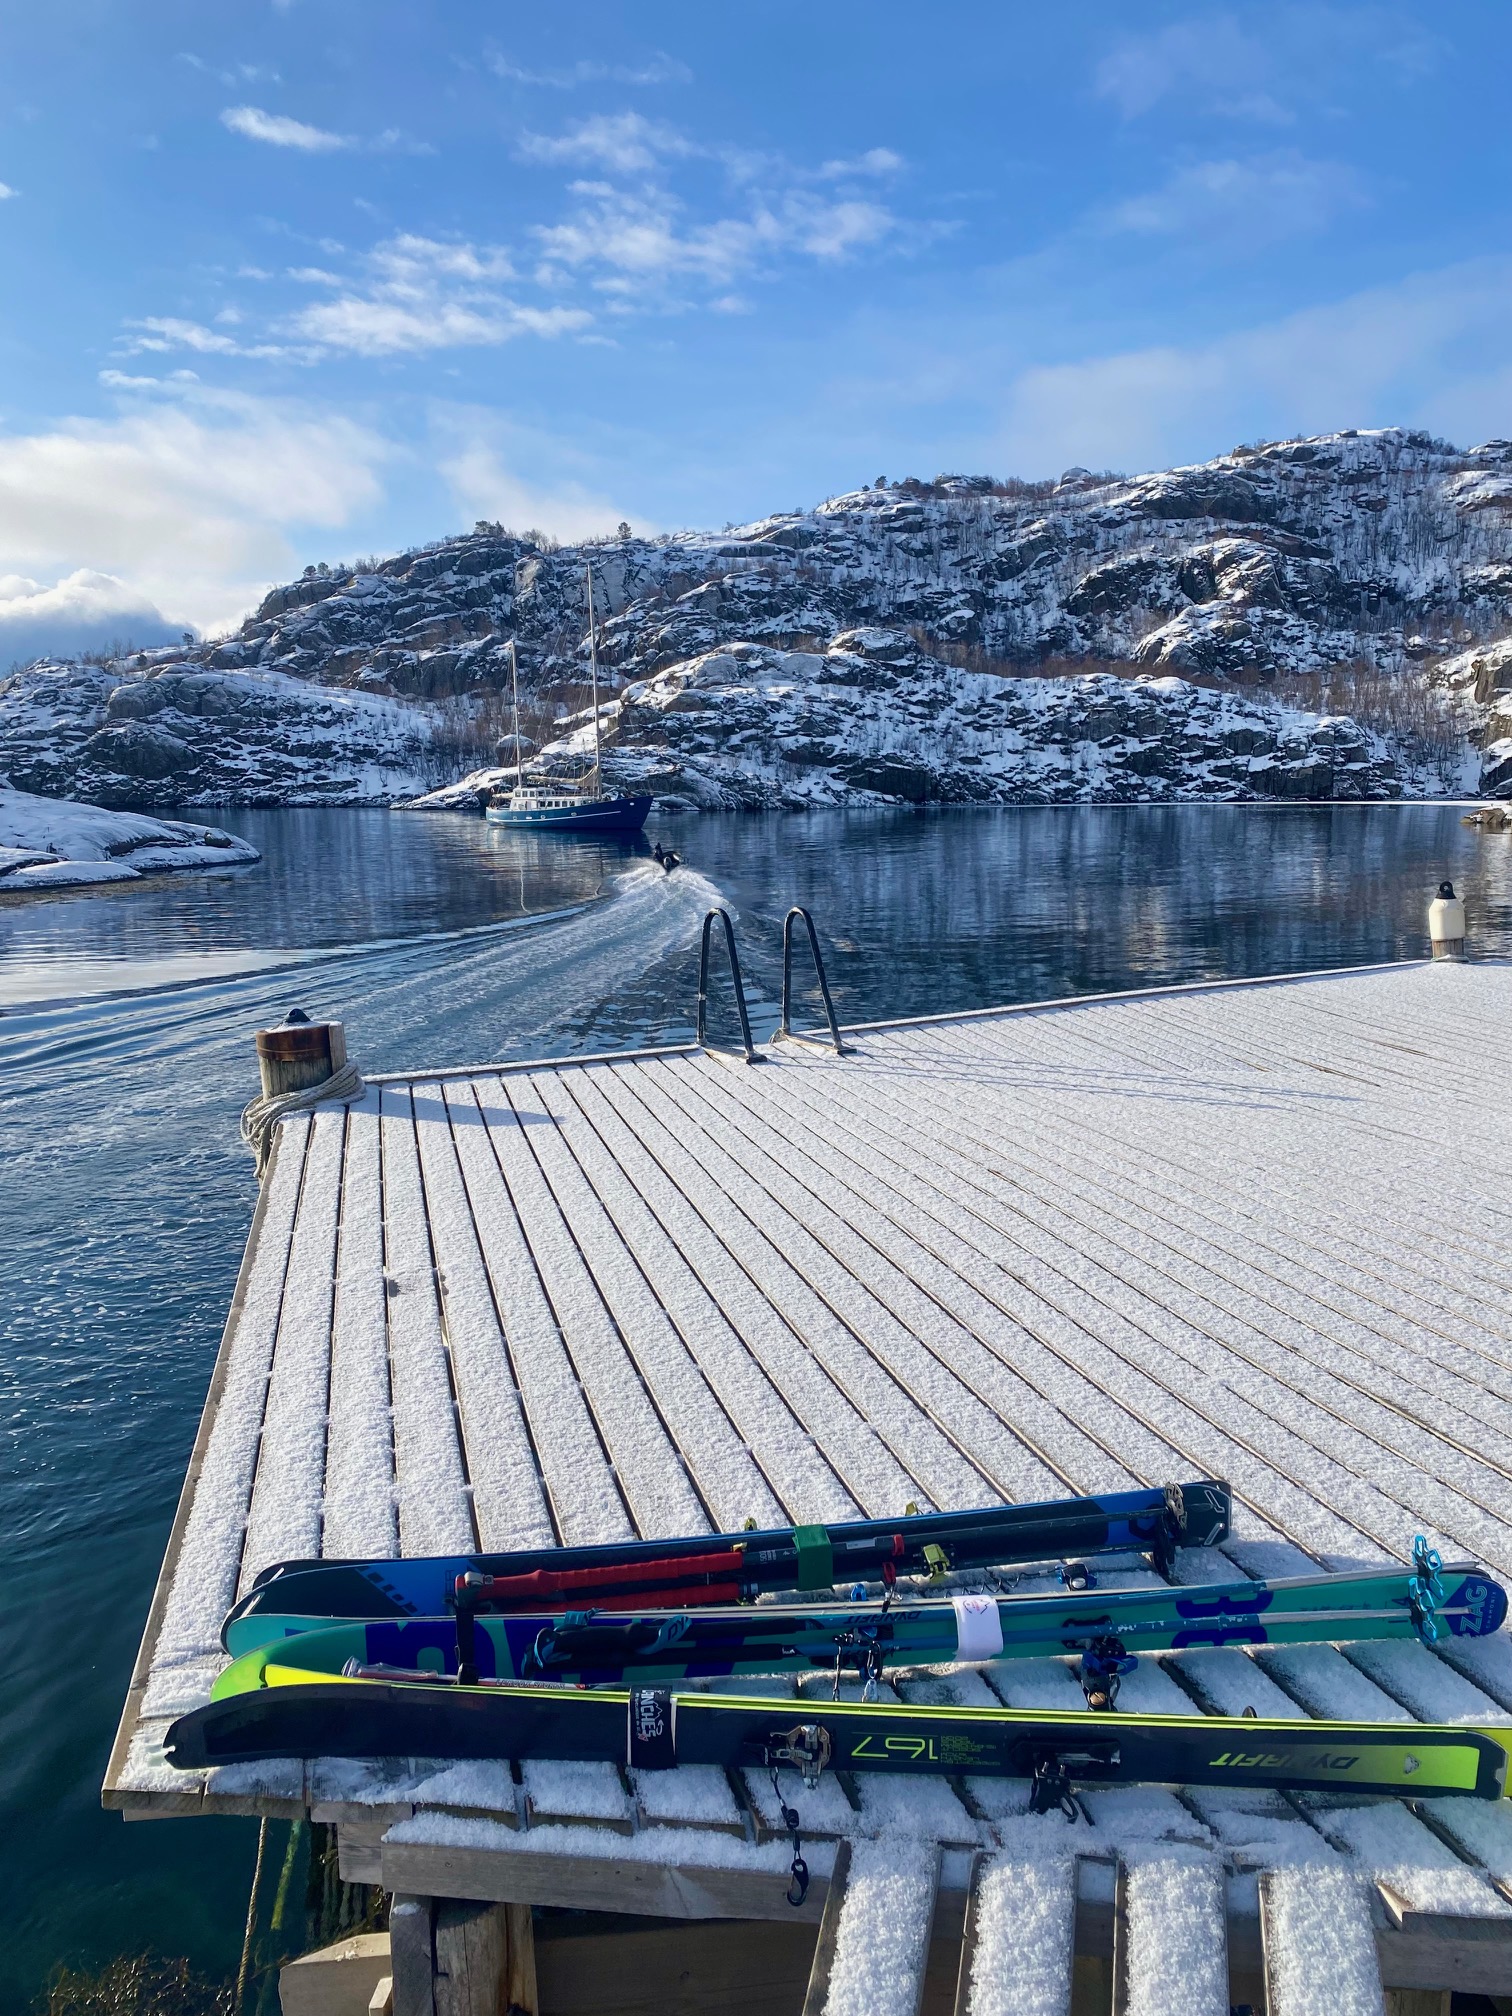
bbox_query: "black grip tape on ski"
[627,1687,677,1771]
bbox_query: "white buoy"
[1428,880,1467,961]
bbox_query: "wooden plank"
[847,1030,1512,1565]
[806,1840,940,2016]
[950,1851,984,2016]
[240,1105,345,1583]
[533,1917,818,2016]
[1377,1885,1512,1943]
[380,1837,830,1923]
[652,1055,1090,1504]
[278,1933,393,2016]
[389,1895,435,2016]
[628,1058,989,1511]
[591,1062,940,1512]
[504,1902,537,2016]
[323,1097,398,1558]
[433,1898,510,2016]
[1260,1866,1385,2016]
[754,1041,1417,1566]
[1112,1851,1228,2016]
[801,1838,853,2016]
[379,1086,474,1555]
[953,1850,1078,2016]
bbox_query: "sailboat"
[485,564,653,834]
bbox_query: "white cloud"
[1094,14,1279,120]
[124,317,242,356]
[0,388,389,632]
[180,53,282,87]
[817,148,903,180]
[1104,153,1369,242]
[991,256,1512,477]
[221,104,348,151]
[486,48,691,88]
[1093,7,1443,122]
[120,315,306,363]
[517,111,694,174]
[0,570,181,668]
[534,186,896,291]
[283,232,588,355]
[0,182,14,200]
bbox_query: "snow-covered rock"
[0,781,258,890]
[417,631,1400,812]
[0,661,457,809]
[9,426,1512,806]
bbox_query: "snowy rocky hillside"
[5,426,1512,808]
[421,630,1404,811]
[0,660,453,809]
[0,781,256,890]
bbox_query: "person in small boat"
[651,841,681,872]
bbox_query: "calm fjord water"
[1,803,1509,2005]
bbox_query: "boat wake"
[0,861,731,1122]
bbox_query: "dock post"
[386,1894,532,2016]
[1428,882,1466,960]
[388,1896,435,2016]
[255,1009,348,1097]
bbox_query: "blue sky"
[2,1,1512,659]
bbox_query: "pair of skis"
[218,1561,1507,1707]
[225,1479,1232,1633]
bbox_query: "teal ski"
[218,1555,1505,1704]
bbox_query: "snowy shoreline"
[0,781,258,893]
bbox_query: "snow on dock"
[105,957,1512,2005]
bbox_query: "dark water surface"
[1,804,1509,2005]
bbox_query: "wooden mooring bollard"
[255,1010,348,1099]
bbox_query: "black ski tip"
[221,1565,420,1644]
[163,1706,215,1772]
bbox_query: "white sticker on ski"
[952,1594,1005,1661]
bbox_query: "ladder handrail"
[779,906,847,1055]
[697,909,761,1064]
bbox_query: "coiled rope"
[240,1059,366,1178]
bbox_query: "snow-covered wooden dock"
[106,957,1512,2013]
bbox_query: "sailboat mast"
[508,639,521,786]
[585,561,602,790]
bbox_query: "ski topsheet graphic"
[217,1562,1508,1689]
[165,1670,1512,1809]
[223,1480,1231,1638]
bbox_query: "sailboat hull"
[485,794,653,834]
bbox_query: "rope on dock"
[239,1060,366,1178]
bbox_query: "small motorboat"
[651,841,682,872]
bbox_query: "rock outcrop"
[0,779,257,888]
